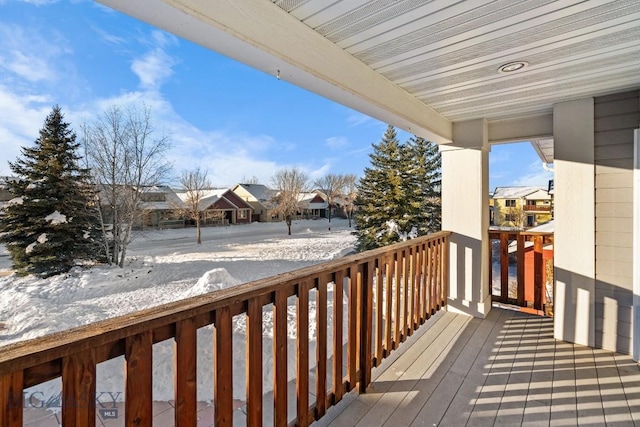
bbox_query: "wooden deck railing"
[489,230,553,314]
[0,231,450,427]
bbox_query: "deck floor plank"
[311,307,640,427]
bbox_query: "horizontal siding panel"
[595,281,634,303]
[595,128,635,147]
[594,90,640,104]
[595,260,632,279]
[596,273,633,289]
[594,113,640,132]
[596,245,632,262]
[595,187,634,203]
[595,316,632,339]
[595,217,633,233]
[595,202,633,218]
[593,158,634,169]
[595,231,633,248]
[595,172,632,188]
[595,163,634,176]
[594,144,634,161]
[594,97,640,118]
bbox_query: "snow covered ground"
[0,218,356,403]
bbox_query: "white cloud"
[92,26,126,46]
[18,0,59,4]
[513,161,553,188]
[131,48,176,90]
[325,136,348,149]
[345,111,374,127]
[0,23,70,83]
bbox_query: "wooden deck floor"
[315,307,640,427]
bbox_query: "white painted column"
[553,98,595,347]
[441,119,491,318]
[633,128,640,361]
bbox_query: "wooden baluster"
[500,233,509,302]
[359,262,373,393]
[375,258,383,366]
[402,249,410,340]
[407,247,415,335]
[414,244,422,328]
[347,264,358,391]
[488,235,493,297]
[214,307,233,427]
[125,331,152,427]
[1,371,24,427]
[424,242,431,318]
[297,280,310,427]
[516,234,525,307]
[62,350,96,427]
[421,243,428,322]
[273,290,288,427]
[534,235,544,311]
[394,252,402,349]
[429,241,436,314]
[175,318,197,427]
[333,269,344,403]
[316,276,328,418]
[385,255,393,355]
[246,299,263,425]
[442,235,449,307]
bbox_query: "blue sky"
[0,0,552,191]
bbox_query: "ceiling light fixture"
[498,61,528,74]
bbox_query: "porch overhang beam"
[97,0,453,144]
[488,114,554,144]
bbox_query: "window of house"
[505,213,517,222]
[239,210,247,219]
[505,199,516,207]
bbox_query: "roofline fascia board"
[97,0,452,144]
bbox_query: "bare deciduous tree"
[314,173,346,230]
[271,167,309,235]
[84,104,172,267]
[175,168,211,244]
[342,174,358,227]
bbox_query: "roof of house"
[233,183,278,209]
[492,186,547,199]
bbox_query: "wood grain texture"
[125,331,152,427]
[214,307,233,427]
[174,318,197,427]
[333,270,344,403]
[246,298,263,426]
[315,276,328,418]
[297,280,310,427]
[1,371,23,427]
[273,290,288,426]
[62,350,96,427]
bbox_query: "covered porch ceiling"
[97,0,640,156]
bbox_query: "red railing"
[489,230,553,314]
[523,204,552,212]
[0,232,450,426]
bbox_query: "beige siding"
[593,90,639,354]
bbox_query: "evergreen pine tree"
[405,136,441,234]
[0,106,103,277]
[354,125,410,251]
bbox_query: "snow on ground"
[0,218,356,402]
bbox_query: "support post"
[441,118,491,318]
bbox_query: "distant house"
[232,184,279,222]
[178,188,253,225]
[492,186,553,228]
[297,191,328,219]
[138,185,185,228]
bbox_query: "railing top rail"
[488,230,554,237]
[0,230,451,375]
